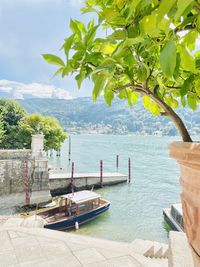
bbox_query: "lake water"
[49,134,181,244]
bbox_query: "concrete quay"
[0,225,168,267]
[0,214,198,267]
[49,172,127,195]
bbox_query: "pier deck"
[49,172,127,195]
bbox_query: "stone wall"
[0,135,51,206]
[49,173,128,196]
[0,150,31,195]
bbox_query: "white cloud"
[0,80,74,100]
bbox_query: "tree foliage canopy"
[43,0,200,141]
[18,114,68,151]
[0,99,67,150]
[0,99,26,148]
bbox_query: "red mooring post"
[25,160,30,205]
[100,160,103,187]
[116,155,119,171]
[71,162,74,195]
[128,158,131,183]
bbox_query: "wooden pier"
[49,172,128,195]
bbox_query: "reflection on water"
[49,134,181,243]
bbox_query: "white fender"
[75,221,79,230]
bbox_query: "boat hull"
[163,208,183,232]
[44,202,110,230]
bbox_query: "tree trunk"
[146,90,193,142]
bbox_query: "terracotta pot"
[169,141,200,256]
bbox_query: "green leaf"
[171,99,179,109]
[160,39,176,77]
[126,89,133,106]
[173,53,181,79]
[51,67,64,79]
[75,70,86,89]
[85,25,98,46]
[127,25,140,38]
[128,0,142,16]
[182,30,198,51]
[187,93,197,110]
[158,18,170,35]
[101,43,116,55]
[104,84,114,106]
[108,30,126,41]
[179,46,195,73]
[137,64,149,82]
[85,52,102,65]
[86,0,97,6]
[118,89,127,99]
[143,96,151,109]
[123,37,144,47]
[142,15,160,37]
[81,6,98,14]
[42,54,65,67]
[196,15,200,30]
[92,74,107,100]
[180,76,194,96]
[70,19,81,39]
[87,19,94,30]
[124,54,135,69]
[62,65,72,77]
[112,37,143,59]
[156,0,176,22]
[149,102,161,116]
[131,92,139,104]
[72,50,85,61]
[194,79,200,97]
[62,34,75,58]
[181,96,186,107]
[175,0,194,21]
[74,20,86,34]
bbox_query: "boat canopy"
[61,190,100,204]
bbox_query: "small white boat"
[36,190,110,230]
[163,203,184,232]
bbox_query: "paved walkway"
[0,226,168,267]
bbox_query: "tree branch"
[113,81,146,93]
[146,88,192,142]
[146,67,154,88]
[166,85,181,89]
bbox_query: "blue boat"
[37,190,110,230]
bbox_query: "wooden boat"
[36,190,110,230]
[163,203,184,232]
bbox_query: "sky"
[0,0,96,99]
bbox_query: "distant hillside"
[19,97,200,136]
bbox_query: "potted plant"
[43,0,200,256]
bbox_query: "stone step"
[144,246,154,258]
[131,252,168,267]
[152,241,169,259]
[130,239,154,255]
[130,239,169,259]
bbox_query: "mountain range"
[19,97,200,136]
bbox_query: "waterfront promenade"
[0,216,197,267]
[0,226,167,267]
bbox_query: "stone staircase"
[129,239,169,267]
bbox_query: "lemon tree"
[43,0,200,142]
